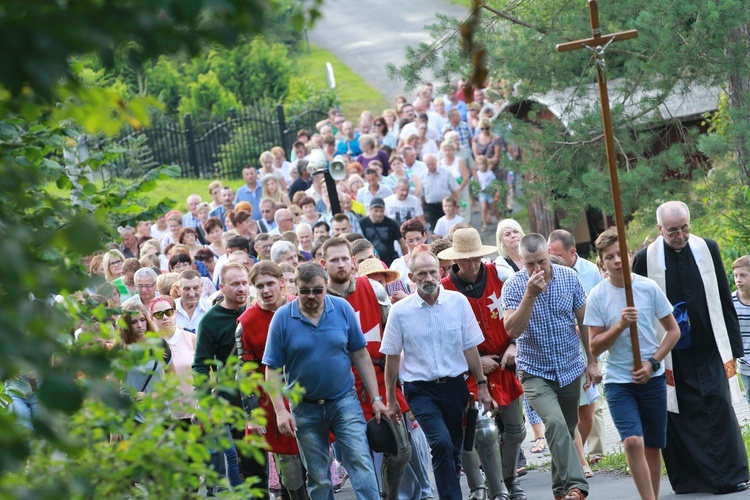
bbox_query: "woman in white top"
[148,296,196,421]
[494,218,525,281]
[438,140,471,217]
[415,122,439,160]
[259,151,287,191]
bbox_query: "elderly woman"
[355,133,390,174]
[203,217,225,258]
[195,202,212,244]
[296,196,320,226]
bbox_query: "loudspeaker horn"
[329,155,347,181]
[307,149,328,174]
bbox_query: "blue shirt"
[263,295,367,400]
[573,255,603,295]
[336,135,362,156]
[445,99,468,122]
[501,264,587,387]
[234,183,263,220]
[182,212,201,229]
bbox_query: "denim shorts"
[740,373,750,403]
[605,375,667,448]
[477,192,494,204]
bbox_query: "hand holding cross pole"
[557,0,642,370]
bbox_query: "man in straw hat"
[501,234,601,500]
[381,250,495,499]
[321,237,431,499]
[438,227,526,500]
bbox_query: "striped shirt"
[380,287,484,382]
[501,264,587,387]
[732,291,750,376]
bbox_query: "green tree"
[390,0,750,228]
[0,0,321,494]
[178,70,243,120]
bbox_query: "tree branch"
[480,4,549,35]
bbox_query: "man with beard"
[632,201,748,494]
[382,251,494,499]
[193,263,266,490]
[264,261,386,499]
[438,228,526,500]
[322,238,432,500]
[175,270,210,333]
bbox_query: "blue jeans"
[11,392,40,430]
[403,376,469,500]
[208,425,242,489]
[291,389,379,500]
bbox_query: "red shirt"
[238,299,299,455]
[344,276,409,419]
[442,263,524,405]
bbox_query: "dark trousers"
[404,377,469,500]
[424,202,445,231]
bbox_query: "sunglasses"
[152,308,175,320]
[298,287,325,296]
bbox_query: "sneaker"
[333,471,348,493]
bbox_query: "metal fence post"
[183,113,200,178]
[276,104,291,156]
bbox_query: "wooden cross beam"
[556,0,642,370]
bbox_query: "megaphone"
[307,149,328,174]
[329,155,347,181]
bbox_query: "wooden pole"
[557,0,641,369]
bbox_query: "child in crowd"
[433,196,464,238]
[732,255,750,411]
[474,154,497,232]
[584,228,680,500]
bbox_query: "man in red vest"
[321,237,429,500]
[439,228,527,500]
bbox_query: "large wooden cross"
[557,1,642,369]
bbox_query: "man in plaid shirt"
[501,233,601,500]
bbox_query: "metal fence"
[110,104,328,179]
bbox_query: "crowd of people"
[7,83,750,500]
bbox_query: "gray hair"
[295,222,312,236]
[133,266,158,283]
[519,233,547,256]
[408,250,439,272]
[270,240,297,263]
[548,229,575,250]
[359,134,376,150]
[396,178,410,189]
[274,208,293,225]
[656,201,690,226]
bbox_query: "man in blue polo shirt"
[501,234,601,500]
[234,166,263,220]
[264,261,387,499]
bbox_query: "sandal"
[583,464,594,479]
[564,487,586,500]
[530,437,547,453]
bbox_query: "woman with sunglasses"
[373,116,397,150]
[236,262,306,498]
[148,297,195,421]
[117,302,172,424]
[472,117,504,175]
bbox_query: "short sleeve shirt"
[263,295,366,400]
[501,264,587,386]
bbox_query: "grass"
[295,44,390,120]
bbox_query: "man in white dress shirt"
[381,251,495,499]
[175,270,210,333]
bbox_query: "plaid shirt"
[449,121,473,151]
[501,264,587,387]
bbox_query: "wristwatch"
[477,379,488,386]
[372,396,383,403]
[647,357,660,372]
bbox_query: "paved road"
[308,0,469,102]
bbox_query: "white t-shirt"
[475,169,496,190]
[433,214,465,238]
[584,275,673,384]
[384,194,423,226]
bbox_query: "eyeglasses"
[665,224,690,237]
[110,260,123,266]
[298,287,326,296]
[135,282,155,290]
[152,308,175,320]
[278,218,293,224]
[481,127,490,131]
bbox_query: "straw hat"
[358,258,401,284]
[437,228,497,260]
